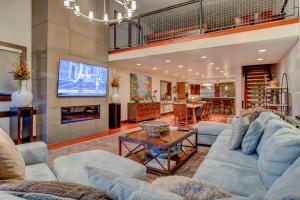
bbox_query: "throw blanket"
[0,181,112,200]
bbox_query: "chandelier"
[63,0,136,24]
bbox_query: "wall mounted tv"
[57,59,108,97]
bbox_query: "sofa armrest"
[16,142,48,165]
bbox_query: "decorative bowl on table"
[140,120,170,138]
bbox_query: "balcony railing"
[109,0,299,50]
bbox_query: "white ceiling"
[109,37,298,83]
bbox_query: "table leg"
[167,146,171,174]
[192,108,197,124]
[119,139,122,156]
[17,110,21,144]
[30,108,34,143]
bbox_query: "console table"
[128,102,160,123]
[9,107,35,144]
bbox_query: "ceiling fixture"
[257,58,264,61]
[136,63,141,66]
[188,69,193,72]
[165,59,171,63]
[164,70,169,74]
[220,70,224,73]
[178,65,183,68]
[152,67,157,70]
[64,0,136,24]
[216,67,220,70]
[196,72,200,75]
[259,49,267,53]
[201,56,207,59]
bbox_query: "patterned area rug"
[49,128,210,182]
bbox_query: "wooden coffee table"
[119,128,197,175]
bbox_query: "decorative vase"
[11,81,33,107]
[110,87,120,103]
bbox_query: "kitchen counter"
[201,97,235,115]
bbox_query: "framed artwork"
[130,73,152,101]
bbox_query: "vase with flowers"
[110,72,121,103]
[9,62,33,107]
[132,93,142,103]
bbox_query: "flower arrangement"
[9,62,32,91]
[132,93,142,103]
[111,72,121,89]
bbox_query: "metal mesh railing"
[109,0,298,50]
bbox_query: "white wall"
[109,67,176,121]
[277,39,300,116]
[0,0,32,134]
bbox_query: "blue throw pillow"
[229,117,250,150]
[241,118,264,155]
[259,112,281,124]
[258,127,300,189]
[256,119,293,155]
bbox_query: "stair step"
[247,71,268,75]
[246,79,268,82]
[247,74,270,77]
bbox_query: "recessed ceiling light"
[210,62,215,65]
[152,67,157,70]
[188,69,192,72]
[224,73,228,76]
[201,56,207,59]
[165,59,171,63]
[259,49,267,53]
[196,72,200,75]
[216,67,220,70]
[164,70,169,74]
[178,65,183,68]
[257,58,264,61]
[136,63,141,66]
[220,70,224,73]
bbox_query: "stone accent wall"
[32,0,109,144]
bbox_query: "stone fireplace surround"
[32,0,109,144]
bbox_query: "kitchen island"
[201,97,235,115]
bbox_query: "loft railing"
[109,0,299,50]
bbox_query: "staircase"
[244,65,272,109]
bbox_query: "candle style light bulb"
[64,0,70,8]
[127,9,132,18]
[89,11,94,21]
[131,1,136,11]
[103,13,108,24]
[74,5,80,16]
[117,12,122,23]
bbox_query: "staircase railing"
[109,0,299,50]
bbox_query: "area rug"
[48,127,209,182]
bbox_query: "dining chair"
[173,103,192,127]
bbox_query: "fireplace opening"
[61,105,100,124]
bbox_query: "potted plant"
[110,72,121,103]
[132,93,142,103]
[9,62,33,107]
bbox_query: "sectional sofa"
[1,111,300,199]
[194,111,300,199]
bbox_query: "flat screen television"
[57,59,108,97]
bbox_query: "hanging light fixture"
[64,0,137,24]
